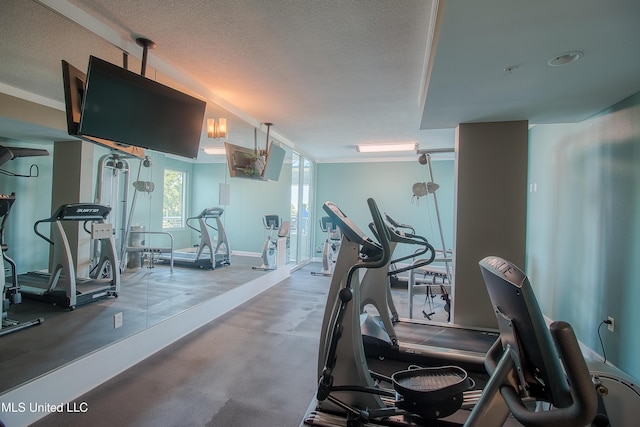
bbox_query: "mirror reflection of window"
[163,169,186,229]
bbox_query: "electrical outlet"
[114,312,123,329]
[607,316,615,332]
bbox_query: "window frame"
[162,169,187,229]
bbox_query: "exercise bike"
[304,198,597,427]
[253,214,289,270]
[311,216,342,277]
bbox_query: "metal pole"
[425,154,452,284]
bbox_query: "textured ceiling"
[0,0,639,162]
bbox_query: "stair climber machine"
[311,216,342,277]
[19,203,120,310]
[162,207,231,269]
[303,198,598,427]
[360,213,499,374]
[1,193,44,336]
[253,214,289,271]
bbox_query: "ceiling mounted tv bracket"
[264,122,273,153]
[135,37,156,77]
[254,122,274,155]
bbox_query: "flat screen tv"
[224,141,285,181]
[74,56,206,159]
[62,60,144,158]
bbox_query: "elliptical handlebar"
[343,199,390,317]
[362,198,391,270]
[322,201,381,261]
[490,322,597,427]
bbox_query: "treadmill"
[163,207,230,269]
[360,214,499,372]
[19,203,120,310]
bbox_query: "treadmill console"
[52,203,111,221]
[199,207,224,218]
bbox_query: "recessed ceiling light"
[356,143,417,153]
[547,51,583,67]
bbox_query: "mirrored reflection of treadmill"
[360,214,499,372]
[164,207,230,270]
[19,203,120,310]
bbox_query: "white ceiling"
[0,0,639,162]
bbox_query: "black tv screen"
[78,56,206,159]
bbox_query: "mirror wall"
[0,97,311,394]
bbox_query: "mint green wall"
[1,142,292,275]
[193,161,292,254]
[315,160,455,261]
[527,92,640,381]
[0,141,54,273]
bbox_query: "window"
[163,169,186,228]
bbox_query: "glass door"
[289,153,314,265]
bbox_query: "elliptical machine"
[1,193,44,336]
[305,198,597,427]
[311,216,342,277]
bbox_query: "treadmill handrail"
[34,203,111,245]
[186,207,225,232]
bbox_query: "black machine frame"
[305,199,597,427]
